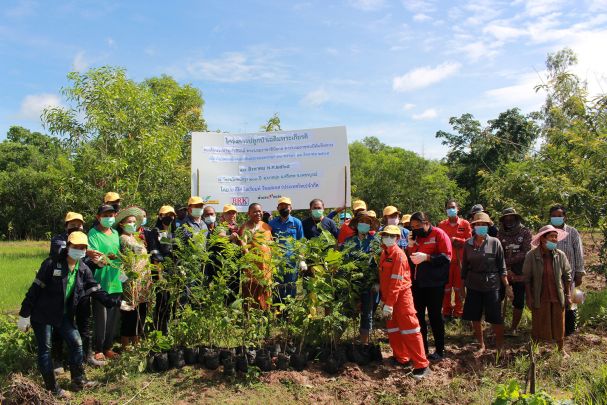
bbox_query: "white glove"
[411,252,429,265]
[299,261,308,272]
[17,316,30,332]
[382,305,393,319]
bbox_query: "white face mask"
[382,236,397,247]
[204,215,216,225]
[68,247,86,260]
[386,217,399,226]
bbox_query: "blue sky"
[1,0,606,158]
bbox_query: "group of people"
[16,191,586,396]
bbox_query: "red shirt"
[337,220,355,244]
[437,217,472,262]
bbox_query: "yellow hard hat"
[64,212,84,223]
[380,225,401,236]
[223,204,238,213]
[104,192,120,203]
[188,196,204,206]
[68,231,88,246]
[383,206,400,216]
[352,200,367,211]
[278,197,292,206]
[158,205,176,215]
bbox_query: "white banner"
[191,126,351,211]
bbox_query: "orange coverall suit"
[380,244,429,369]
[438,217,472,318]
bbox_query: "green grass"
[0,241,48,313]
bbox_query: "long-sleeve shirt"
[379,244,415,313]
[407,225,452,288]
[438,217,472,268]
[556,224,585,280]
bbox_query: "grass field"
[1,239,607,404]
[0,241,48,313]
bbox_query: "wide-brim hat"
[470,212,494,226]
[531,225,568,247]
[349,210,380,230]
[114,206,145,228]
[500,207,522,221]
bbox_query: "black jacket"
[19,256,118,328]
[49,232,68,261]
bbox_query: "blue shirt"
[269,215,304,242]
[302,216,339,239]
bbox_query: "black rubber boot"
[70,364,97,392]
[42,372,69,398]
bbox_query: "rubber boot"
[70,364,97,392]
[42,372,70,398]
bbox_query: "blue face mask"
[475,225,488,236]
[141,217,147,226]
[546,241,558,250]
[357,223,371,234]
[446,208,457,218]
[550,217,564,227]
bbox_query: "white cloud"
[393,61,461,92]
[72,51,88,72]
[484,72,545,111]
[301,88,330,106]
[181,49,289,83]
[350,0,385,11]
[17,93,62,121]
[402,103,416,110]
[483,22,526,41]
[515,0,565,17]
[412,108,438,120]
[413,13,431,21]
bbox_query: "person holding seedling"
[115,206,152,349]
[18,231,120,398]
[343,211,380,344]
[378,225,430,380]
[88,204,123,362]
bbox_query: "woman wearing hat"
[407,212,452,361]
[115,207,152,349]
[342,211,381,344]
[18,231,119,398]
[380,206,410,251]
[523,225,572,354]
[88,204,122,361]
[461,212,512,355]
[149,205,178,333]
[378,225,429,379]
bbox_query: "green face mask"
[311,209,324,219]
[100,217,115,228]
[123,223,137,234]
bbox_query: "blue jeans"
[32,314,83,376]
[360,288,380,333]
[276,263,298,301]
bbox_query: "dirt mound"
[1,373,55,405]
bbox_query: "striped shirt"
[556,224,585,281]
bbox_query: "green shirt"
[88,227,123,294]
[64,261,79,312]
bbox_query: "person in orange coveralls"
[438,199,472,320]
[378,225,430,380]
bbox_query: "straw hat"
[114,206,145,228]
[531,225,568,247]
[470,212,494,226]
